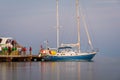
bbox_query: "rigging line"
[79,5,94,50]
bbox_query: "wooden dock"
[0,55,42,62]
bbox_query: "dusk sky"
[0,0,120,55]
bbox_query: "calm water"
[0,54,120,80]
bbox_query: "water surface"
[0,54,120,80]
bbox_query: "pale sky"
[0,0,120,55]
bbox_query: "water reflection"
[0,62,39,80]
[40,61,94,80]
[0,61,94,80]
[0,57,119,80]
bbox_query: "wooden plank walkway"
[0,55,42,62]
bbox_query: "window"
[0,38,2,43]
[6,39,12,44]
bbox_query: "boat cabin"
[0,37,21,48]
[58,46,74,53]
[0,37,13,47]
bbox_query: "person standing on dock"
[22,47,27,55]
[29,46,32,55]
[8,47,12,55]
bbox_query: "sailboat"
[41,0,97,61]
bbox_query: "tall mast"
[76,0,81,53]
[56,0,60,48]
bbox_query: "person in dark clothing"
[29,46,32,55]
[8,47,12,55]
